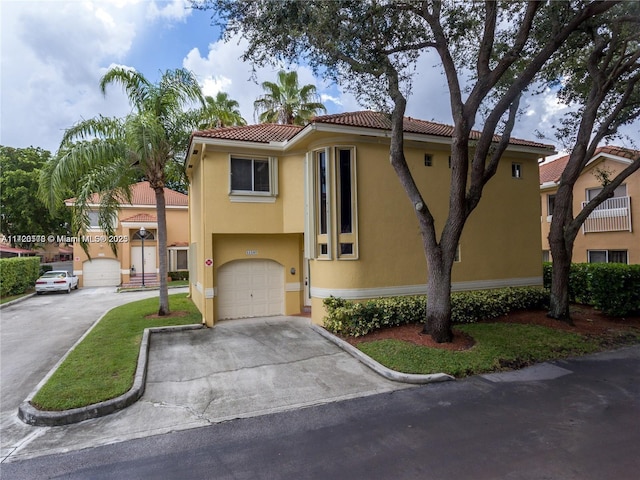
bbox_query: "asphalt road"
[2,345,638,479]
[0,287,176,462]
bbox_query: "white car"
[35,271,79,294]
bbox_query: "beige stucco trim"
[310,276,543,300]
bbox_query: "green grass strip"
[32,293,201,411]
[358,323,628,378]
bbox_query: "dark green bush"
[543,262,640,316]
[323,286,549,337]
[589,264,640,316]
[39,264,53,276]
[168,271,189,281]
[0,257,41,296]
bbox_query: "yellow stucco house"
[65,182,189,287]
[185,111,555,327]
[540,146,640,264]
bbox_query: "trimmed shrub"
[323,286,549,337]
[589,264,640,316]
[168,271,189,281]
[0,257,41,296]
[543,262,640,316]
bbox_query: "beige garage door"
[82,259,121,287]
[217,260,284,320]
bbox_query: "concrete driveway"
[3,315,411,463]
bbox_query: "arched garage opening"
[217,259,284,320]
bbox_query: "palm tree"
[39,67,205,315]
[254,70,326,125]
[198,92,246,129]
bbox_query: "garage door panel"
[83,259,121,287]
[217,259,284,320]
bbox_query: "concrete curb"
[0,293,36,309]
[310,324,455,384]
[18,324,204,427]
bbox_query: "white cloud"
[0,0,149,151]
[183,36,348,124]
[146,0,191,21]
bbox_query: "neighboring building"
[0,244,38,258]
[186,111,555,327]
[540,146,640,264]
[65,182,189,287]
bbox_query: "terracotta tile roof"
[539,146,640,185]
[194,123,303,143]
[67,182,188,207]
[311,111,554,149]
[192,110,553,150]
[539,155,570,184]
[120,213,157,223]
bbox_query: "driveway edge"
[18,324,204,427]
[310,324,455,384]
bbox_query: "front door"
[131,246,156,276]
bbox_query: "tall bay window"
[310,146,358,260]
[336,147,357,258]
[316,149,330,258]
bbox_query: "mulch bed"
[342,305,640,351]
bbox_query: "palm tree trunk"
[154,186,170,315]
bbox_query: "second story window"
[231,157,269,192]
[229,156,278,202]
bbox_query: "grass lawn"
[358,322,637,378]
[0,290,34,304]
[31,293,201,411]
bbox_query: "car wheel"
[74,283,79,290]
[66,285,71,294]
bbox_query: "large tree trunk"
[548,243,572,322]
[154,186,170,316]
[422,249,454,343]
[547,184,574,324]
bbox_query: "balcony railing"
[581,196,632,233]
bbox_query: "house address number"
[246,250,258,256]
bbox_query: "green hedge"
[323,287,549,337]
[168,271,189,281]
[543,262,640,316]
[0,257,41,296]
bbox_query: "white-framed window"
[315,149,331,259]
[512,163,522,179]
[309,146,358,260]
[424,154,433,167]
[229,155,278,201]
[587,250,628,264]
[586,184,626,201]
[542,250,551,263]
[168,247,188,271]
[336,147,358,259]
[87,210,117,231]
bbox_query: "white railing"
[581,196,632,233]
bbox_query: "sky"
[1,0,636,156]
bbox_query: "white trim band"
[310,276,543,300]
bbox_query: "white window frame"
[314,148,332,260]
[229,155,278,203]
[168,247,189,271]
[587,249,628,264]
[335,146,358,260]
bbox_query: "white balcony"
[581,196,632,233]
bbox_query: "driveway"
[3,310,410,463]
[0,287,184,462]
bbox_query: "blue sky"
[1,1,636,156]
